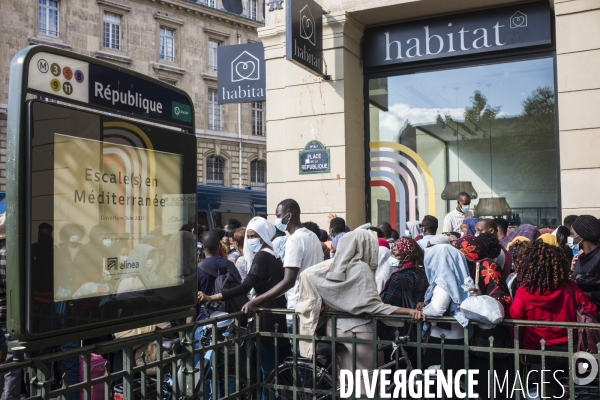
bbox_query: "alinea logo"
[231,51,260,82]
[510,11,527,28]
[299,5,316,45]
[172,101,191,123]
[106,258,118,271]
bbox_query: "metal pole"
[238,32,243,188]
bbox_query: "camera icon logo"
[573,352,598,385]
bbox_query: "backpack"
[79,353,107,400]
[199,260,247,317]
[379,270,418,344]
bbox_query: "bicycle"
[264,335,414,400]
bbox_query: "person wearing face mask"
[231,227,248,280]
[442,192,473,234]
[405,220,421,240]
[380,237,428,310]
[199,217,290,400]
[241,199,324,334]
[570,215,600,306]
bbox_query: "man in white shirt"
[417,215,438,249]
[442,192,473,234]
[241,199,323,333]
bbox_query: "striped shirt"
[443,209,473,233]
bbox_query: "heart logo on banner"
[512,16,525,26]
[301,16,313,40]
[235,61,256,80]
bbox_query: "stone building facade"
[0,0,267,192]
[261,0,600,230]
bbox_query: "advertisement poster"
[53,133,186,300]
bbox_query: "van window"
[212,212,252,229]
[197,211,209,230]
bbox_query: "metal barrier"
[1,309,599,400]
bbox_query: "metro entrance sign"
[29,51,193,129]
[7,46,197,344]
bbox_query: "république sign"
[363,2,551,69]
[218,42,266,104]
[286,0,325,77]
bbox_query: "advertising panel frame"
[7,46,197,346]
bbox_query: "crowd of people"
[195,193,600,399]
[0,191,599,399]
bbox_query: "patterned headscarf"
[392,237,415,257]
[454,235,503,286]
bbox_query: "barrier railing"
[1,309,599,400]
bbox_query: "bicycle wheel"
[265,362,333,400]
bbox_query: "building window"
[368,57,558,229]
[38,0,59,37]
[208,40,220,72]
[159,27,175,62]
[208,90,222,130]
[249,0,258,20]
[252,102,264,136]
[206,157,225,186]
[205,0,216,8]
[250,160,266,191]
[103,13,122,50]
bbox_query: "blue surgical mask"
[275,212,290,232]
[330,252,335,259]
[461,205,470,213]
[247,238,262,253]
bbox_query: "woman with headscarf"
[463,217,479,237]
[500,223,540,249]
[453,236,513,399]
[406,220,422,240]
[379,237,428,356]
[571,215,600,307]
[295,230,423,395]
[421,244,470,381]
[198,217,289,397]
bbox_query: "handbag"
[566,283,600,354]
[460,262,505,325]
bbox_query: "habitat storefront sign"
[299,140,330,174]
[217,42,266,104]
[27,52,194,129]
[363,2,551,70]
[286,0,324,76]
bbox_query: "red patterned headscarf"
[454,236,502,285]
[392,237,415,257]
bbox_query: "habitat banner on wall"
[286,0,324,76]
[53,134,184,300]
[217,42,266,104]
[363,2,552,70]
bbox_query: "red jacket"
[508,281,597,349]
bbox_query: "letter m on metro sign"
[217,42,266,105]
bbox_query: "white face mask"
[247,238,262,253]
[102,238,112,247]
[389,256,408,267]
[460,205,470,213]
[69,235,80,243]
[404,230,412,238]
[475,233,480,237]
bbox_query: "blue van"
[197,184,267,230]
